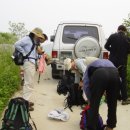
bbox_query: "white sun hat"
[64,58,72,70]
[85,56,98,65]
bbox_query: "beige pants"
[23,61,36,101]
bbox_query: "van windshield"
[62,26,99,43]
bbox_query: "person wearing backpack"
[14,27,48,111]
[82,57,120,130]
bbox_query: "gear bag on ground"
[0,97,37,130]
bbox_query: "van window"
[62,26,99,44]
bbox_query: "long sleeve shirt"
[74,58,87,83]
[83,59,116,99]
[105,32,130,66]
[14,36,37,64]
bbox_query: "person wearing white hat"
[64,57,98,101]
[15,27,48,111]
[64,57,98,84]
[82,58,120,130]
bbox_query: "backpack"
[80,105,105,130]
[12,50,25,65]
[57,71,75,96]
[0,97,37,130]
[64,83,86,112]
[12,36,35,66]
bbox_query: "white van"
[50,22,108,78]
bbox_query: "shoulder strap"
[25,36,35,58]
[20,104,29,125]
[29,113,37,130]
[4,98,19,121]
[20,103,37,130]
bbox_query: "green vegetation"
[127,55,130,96]
[0,32,17,44]
[0,47,21,116]
[0,21,28,117]
[123,16,130,96]
[123,15,130,36]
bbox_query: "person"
[105,25,130,105]
[64,57,98,101]
[14,27,48,111]
[82,57,120,130]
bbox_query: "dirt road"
[1,66,130,130]
[30,66,130,130]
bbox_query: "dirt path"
[1,66,130,130]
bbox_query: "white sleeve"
[15,40,26,56]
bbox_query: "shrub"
[0,46,20,116]
[127,55,130,96]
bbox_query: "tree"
[123,14,130,36]
[8,21,28,39]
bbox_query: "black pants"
[86,67,120,130]
[118,65,128,100]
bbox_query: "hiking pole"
[37,73,41,84]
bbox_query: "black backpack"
[0,97,37,130]
[57,71,75,96]
[12,36,35,66]
[64,83,87,112]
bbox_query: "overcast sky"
[0,0,130,38]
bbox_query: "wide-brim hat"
[64,58,72,70]
[31,27,45,40]
[85,56,98,65]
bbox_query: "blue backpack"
[80,105,105,130]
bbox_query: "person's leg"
[118,66,128,101]
[86,68,107,130]
[106,68,119,129]
[23,61,36,101]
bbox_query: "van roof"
[59,21,102,27]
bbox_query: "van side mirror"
[50,35,55,42]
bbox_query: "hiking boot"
[29,106,34,111]
[122,99,130,105]
[29,102,34,107]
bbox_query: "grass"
[0,46,21,117]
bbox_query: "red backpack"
[80,105,105,130]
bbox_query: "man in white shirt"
[15,27,48,111]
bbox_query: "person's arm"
[75,59,86,73]
[83,67,91,100]
[15,40,26,56]
[37,45,44,55]
[74,72,81,84]
[104,35,113,51]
